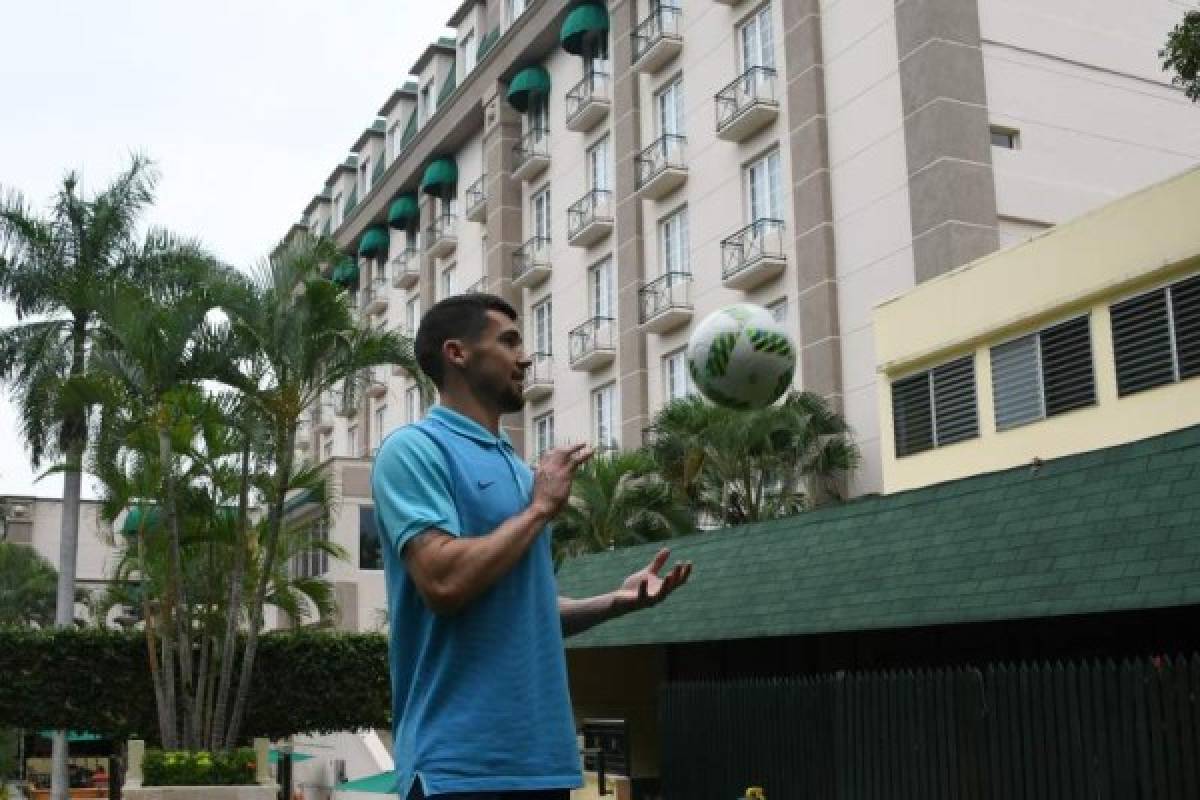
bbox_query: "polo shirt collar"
[430,405,514,449]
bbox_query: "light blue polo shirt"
[371,406,582,798]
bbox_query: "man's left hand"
[612,548,692,614]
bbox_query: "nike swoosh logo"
[478,480,495,489]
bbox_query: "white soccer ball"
[686,303,797,410]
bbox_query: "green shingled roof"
[437,67,457,105]
[557,424,1200,649]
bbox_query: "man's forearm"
[558,593,623,637]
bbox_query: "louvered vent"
[1172,273,1200,381]
[1040,316,1095,416]
[891,355,977,457]
[1112,288,1174,397]
[992,334,1042,430]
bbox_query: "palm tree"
[0,541,59,627]
[0,155,157,798]
[204,233,425,749]
[552,450,693,562]
[648,391,860,527]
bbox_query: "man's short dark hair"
[414,292,518,388]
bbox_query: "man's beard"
[466,367,526,413]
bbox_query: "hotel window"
[405,296,421,335]
[659,207,689,275]
[656,77,684,137]
[589,257,614,319]
[359,155,371,195]
[587,136,611,192]
[420,83,433,123]
[333,192,343,226]
[745,149,783,222]
[461,30,476,74]
[373,405,386,451]
[359,507,383,570]
[739,3,776,70]
[663,348,693,402]
[534,412,555,460]
[532,187,552,239]
[387,121,400,161]
[440,265,457,299]
[592,383,617,450]
[405,386,423,423]
[585,29,611,75]
[990,126,1020,149]
[891,355,979,457]
[347,424,359,458]
[532,298,553,355]
[1110,272,1200,397]
[294,517,329,579]
[506,0,528,26]
[322,438,333,461]
[528,94,549,139]
[991,316,1095,430]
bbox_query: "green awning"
[335,770,397,793]
[268,749,313,765]
[419,157,457,196]
[357,226,389,259]
[38,731,105,743]
[388,194,419,228]
[506,65,551,112]
[121,506,161,536]
[331,257,360,288]
[561,3,610,56]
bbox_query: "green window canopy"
[121,506,161,536]
[357,226,389,259]
[336,770,397,793]
[506,65,551,112]
[388,194,419,228]
[420,157,458,196]
[560,3,610,56]
[332,257,360,288]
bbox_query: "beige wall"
[875,166,1200,492]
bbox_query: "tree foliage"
[0,541,58,628]
[1162,11,1200,101]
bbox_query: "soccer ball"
[686,303,796,410]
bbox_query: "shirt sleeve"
[371,426,462,556]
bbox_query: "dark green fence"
[660,656,1200,799]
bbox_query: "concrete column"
[895,0,1000,282]
[783,0,844,410]
[610,0,650,447]
[482,81,528,454]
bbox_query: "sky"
[0,0,450,498]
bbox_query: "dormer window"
[359,155,372,195]
[461,30,476,74]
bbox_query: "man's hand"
[611,547,692,614]
[531,442,593,518]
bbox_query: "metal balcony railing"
[635,134,686,190]
[465,174,487,219]
[424,214,458,249]
[512,128,550,174]
[567,189,613,239]
[565,71,611,125]
[720,218,786,280]
[715,66,779,132]
[513,235,551,283]
[569,316,615,365]
[638,271,693,322]
[632,4,682,65]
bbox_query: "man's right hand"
[532,442,593,518]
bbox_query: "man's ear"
[443,338,468,371]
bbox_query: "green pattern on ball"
[701,381,752,410]
[705,331,738,379]
[746,328,794,359]
[772,370,793,401]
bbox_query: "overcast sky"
[0,1,449,498]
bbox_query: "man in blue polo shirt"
[372,293,692,800]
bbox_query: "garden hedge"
[0,627,390,742]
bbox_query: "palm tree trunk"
[211,439,252,751]
[49,441,84,800]
[158,424,197,747]
[224,426,294,749]
[140,529,172,747]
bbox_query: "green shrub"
[142,748,256,786]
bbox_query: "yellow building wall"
[874,166,1200,493]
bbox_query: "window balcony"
[565,71,611,133]
[638,271,693,333]
[636,134,687,200]
[390,246,420,289]
[512,128,550,182]
[465,174,488,222]
[424,214,458,259]
[512,236,552,289]
[721,218,787,290]
[295,419,310,451]
[365,270,389,316]
[569,316,616,371]
[365,366,388,399]
[715,66,780,141]
[632,4,682,74]
[523,352,554,401]
[567,189,613,247]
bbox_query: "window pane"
[991,334,1043,430]
[932,356,978,445]
[360,507,382,570]
[1171,273,1200,380]
[1111,288,1174,397]
[1040,316,1095,417]
[891,372,933,457]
